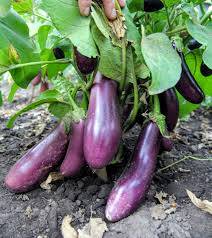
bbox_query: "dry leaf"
[94,168,108,182]
[25,206,33,219]
[108,14,126,39]
[155,191,168,204]
[40,172,64,190]
[186,190,212,214]
[61,215,78,238]
[150,205,167,220]
[78,218,108,238]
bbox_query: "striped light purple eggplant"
[105,121,160,222]
[84,72,121,169]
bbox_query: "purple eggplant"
[158,88,179,131]
[84,72,121,169]
[105,121,160,222]
[31,72,41,86]
[176,51,204,104]
[5,124,68,193]
[200,62,212,77]
[53,47,65,59]
[74,48,97,75]
[187,39,202,51]
[60,120,85,177]
[160,137,173,153]
[144,0,164,12]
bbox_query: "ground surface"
[0,83,211,238]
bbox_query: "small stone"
[98,185,111,199]
[76,200,81,206]
[77,181,84,189]
[86,185,99,195]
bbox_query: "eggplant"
[176,51,204,104]
[158,88,179,131]
[74,48,97,75]
[200,62,212,77]
[84,72,121,169]
[105,121,160,222]
[40,82,49,93]
[144,0,164,12]
[53,47,65,59]
[60,120,85,177]
[160,137,173,153]
[187,39,202,51]
[31,73,41,86]
[5,124,69,193]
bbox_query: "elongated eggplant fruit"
[105,121,160,222]
[40,82,49,93]
[74,48,97,75]
[5,124,68,193]
[60,120,85,177]
[200,62,212,77]
[159,88,179,131]
[160,137,173,153]
[176,51,204,104]
[53,47,65,59]
[31,72,41,86]
[84,72,121,169]
[144,0,164,12]
[187,39,202,51]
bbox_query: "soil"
[0,84,211,238]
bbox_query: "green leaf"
[38,25,52,50]
[48,102,71,119]
[0,9,40,88]
[141,32,182,95]
[8,82,19,102]
[92,25,122,82]
[186,20,212,69]
[123,7,142,59]
[41,0,98,57]
[7,89,67,128]
[127,0,144,12]
[12,0,33,14]
[162,0,180,7]
[0,90,3,106]
[91,4,110,39]
[0,0,11,17]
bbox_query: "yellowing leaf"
[61,215,78,238]
[40,172,64,190]
[186,190,212,214]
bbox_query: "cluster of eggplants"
[31,72,49,93]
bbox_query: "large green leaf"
[186,20,212,69]
[0,0,11,17]
[12,0,33,14]
[0,9,40,88]
[141,33,182,95]
[41,0,98,57]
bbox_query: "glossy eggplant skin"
[60,120,85,177]
[31,72,41,86]
[74,48,97,75]
[160,137,173,153]
[53,47,65,59]
[105,121,160,222]
[5,124,68,193]
[187,39,202,51]
[84,72,121,169]
[144,0,164,12]
[159,88,179,132]
[176,51,205,104]
[200,62,212,77]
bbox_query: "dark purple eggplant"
[160,137,173,153]
[53,47,65,59]
[84,72,121,169]
[200,62,212,77]
[105,121,160,222]
[74,48,97,75]
[5,124,69,193]
[187,39,202,51]
[158,88,179,131]
[176,51,205,104]
[60,120,85,177]
[144,0,164,12]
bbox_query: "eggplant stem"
[119,40,127,92]
[157,156,212,173]
[153,95,161,114]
